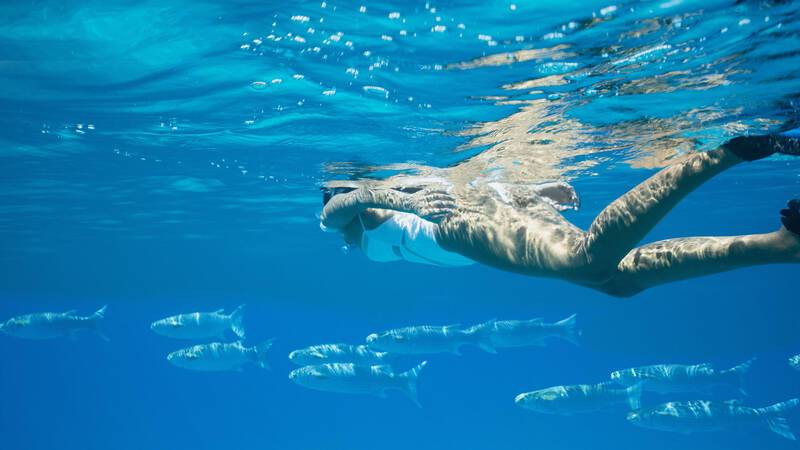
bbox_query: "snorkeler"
[320,133,800,297]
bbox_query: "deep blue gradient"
[2,1,800,449]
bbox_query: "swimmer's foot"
[723,134,800,161]
[780,199,800,236]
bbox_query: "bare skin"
[321,135,800,297]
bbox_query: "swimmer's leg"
[599,200,800,297]
[579,135,798,275]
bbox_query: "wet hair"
[321,187,356,206]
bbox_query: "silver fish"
[150,305,245,340]
[167,339,273,372]
[289,361,427,406]
[515,382,641,415]
[628,399,799,440]
[366,324,494,355]
[467,314,580,349]
[0,305,107,340]
[288,343,390,367]
[610,358,754,395]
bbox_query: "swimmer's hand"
[404,188,457,224]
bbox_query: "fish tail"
[229,304,246,340]
[720,357,756,395]
[90,305,108,323]
[759,400,800,441]
[765,418,797,441]
[554,313,580,346]
[625,382,642,410]
[89,305,110,341]
[252,338,275,370]
[399,361,428,408]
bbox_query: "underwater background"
[1,0,800,448]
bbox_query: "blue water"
[2,0,800,449]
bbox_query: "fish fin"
[724,399,742,406]
[766,418,797,440]
[554,313,580,346]
[212,308,225,314]
[738,387,749,397]
[626,383,643,410]
[253,338,274,370]
[444,324,462,331]
[62,310,78,316]
[478,342,497,354]
[92,329,111,342]
[229,304,246,340]
[399,361,427,408]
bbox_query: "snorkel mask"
[321,186,357,206]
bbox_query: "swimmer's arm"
[320,188,409,229]
[320,187,455,229]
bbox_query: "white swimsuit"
[359,212,475,267]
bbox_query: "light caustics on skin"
[318,1,800,298]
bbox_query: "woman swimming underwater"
[321,134,800,297]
